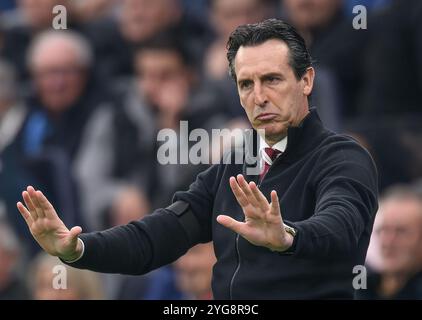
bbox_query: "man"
[17,19,378,299]
[358,185,422,299]
[21,30,116,232]
[174,242,216,300]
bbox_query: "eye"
[239,80,253,90]
[265,76,281,84]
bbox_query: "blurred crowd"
[0,0,421,300]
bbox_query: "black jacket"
[69,109,378,299]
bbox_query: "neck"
[265,135,285,147]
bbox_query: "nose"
[379,228,397,248]
[253,83,268,108]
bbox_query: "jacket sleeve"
[64,164,220,274]
[286,142,378,259]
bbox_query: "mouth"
[255,113,278,121]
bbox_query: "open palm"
[217,175,293,252]
[17,186,82,261]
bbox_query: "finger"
[236,175,260,208]
[17,202,34,227]
[270,190,282,219]
[22,191,38,220]
[27,186,45,218]
[22,190,36,211]
[216,215,247,237]
[229,176,249,208]
[36,190,58,219]
[249,181,269,211]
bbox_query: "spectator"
[358,185,422,299]
[75,32,226,228]
[29,252,103,299]
[86,0,211,79]
[1,0,76,81]
[174,243,216,299]
[22,30,115,230]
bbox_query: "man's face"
[34,264,80,300]
[234,39,314,144]
[377,198,422,275]
[174,243,216,299]
[135,49,191,114]
[31,40,87,114]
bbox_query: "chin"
[258,124,285,139]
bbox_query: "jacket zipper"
[229,234,241,299]
[229,153,285,298]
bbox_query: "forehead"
[381,198,422,225]
[136,49,183,68]
[234,39,292,79]
[32,39,79,68]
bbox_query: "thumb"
[217,215,244,235]
[68,226,82,241]
[216,215,232,227]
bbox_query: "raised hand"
[217,175,293,252]
[17,186,83,261]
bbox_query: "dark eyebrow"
[237,72,285,86]
[237,78,253,86]
[260,72,284,80]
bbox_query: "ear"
[302,67,315,97]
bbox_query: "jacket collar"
[243,108,328,173]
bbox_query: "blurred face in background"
[211,0,271,40]
[135,48,192,116]
[31,254,103,300]
[30,38,88,114]
[0,247,17,290]
[283,0,342,30]
[120,0,181,43]
[376,197,422,276]
[110,187,151,227]
[33,263,80,300]
[19,0,63,30]
[174,243,216,299]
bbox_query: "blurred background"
[0,0,421,300]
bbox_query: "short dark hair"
[226,18,312,81]
[134,29,192,68]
